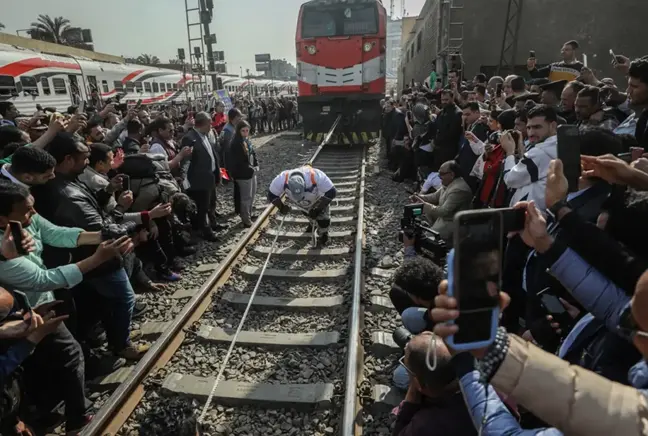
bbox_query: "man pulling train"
[268,165,337,247]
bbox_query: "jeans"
[236,176,257,225]
[22,323,92,429]
[393,307,428,390]
[86,268,135,352]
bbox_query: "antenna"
[390,0,395,18]
[401,0,406,17]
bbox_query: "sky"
[0,0,426,76]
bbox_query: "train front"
[296,0,386,144]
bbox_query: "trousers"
[236,176,257,225]
[187,186,217,231]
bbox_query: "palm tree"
[136,54,161,66]
[168,58,183,65]
[0,23,5,31]
[29,15,81,45]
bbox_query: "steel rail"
[82,119,343,436]
[341,146,366,436]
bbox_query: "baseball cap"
[287,173,306,201]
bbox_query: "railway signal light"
[178,48,186,60]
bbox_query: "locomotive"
[296,0,387,144]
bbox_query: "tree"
[168,59,184,65]
[0,23,5,31]
[29,15,82,45]
[136,54,160,66]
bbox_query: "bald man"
[393,332,476,436]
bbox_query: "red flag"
[220,167,231,181]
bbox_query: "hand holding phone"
[557,125,581,193]
[631,147,645,162]
[9,221,26,256]
[122,175,131,192]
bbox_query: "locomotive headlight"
[306,45,317,55]
[363,42,373,52]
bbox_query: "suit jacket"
[420,177,473,243]
[181,128,221,191]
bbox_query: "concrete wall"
[0,32,124,64]
[399,0,648,88]
[398,1,440,91]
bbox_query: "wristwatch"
[548,199,571,220]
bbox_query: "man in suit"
[181,112,226,242]
[417,160,472,244]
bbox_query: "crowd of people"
[385,40,648,435]
[0,91,272,433]
[216,95,299,136]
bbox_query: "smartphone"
[136,99,143,109]
[618,152,632,163]
[496,83,503,98]
[557,125,581,193]
[8,221,26,255]
[631,147,644,161]
[78,100,85,115]
[122,175,131,192]
[446,210,503,350]
[538,290,574,332]
[500,207,526,233]
[529,50,536,58]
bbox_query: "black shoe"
[393,327,413,350]
[85,325,107,349]
[211,222,228,232]
[178,245,197,257]
[133,301,148,319]
[305,223,313,233]
[250,215,259,222]
[85,352,127,379]
[202,230,220,242]
[317,233,329,247]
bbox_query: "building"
[386,19,402,79]
[398,0,648,91]
[264,59,298,81]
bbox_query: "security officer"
[268,166,337,247]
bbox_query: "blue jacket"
[455,354,562,435]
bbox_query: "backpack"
[119,153,180,210]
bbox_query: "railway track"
[80,119,406,436]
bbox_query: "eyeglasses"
[618,305,648,339]
[398,355,414,376]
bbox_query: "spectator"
[227,121,259,227]
[392,332,477,436]
[527,40,584,82]
[221,108,244,214]
[148,117,192,173]
[181,112,226,242]
[576,86,620,131]
[0,146,56,187]
[539,80,567,111]
[122,119,144,155]
[560,80,586,124]
[382,99,397,159]
[0,103,19,127]
[433,91,463,172]
[418,160,472,243]
[623,59,648,147]
[503,105,558,211]
[211,102,227,134]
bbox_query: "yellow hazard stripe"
[371,132,378,139]
[342,134,351,145]
[351,132,359,144]
[306,132,313,141]
[316,133,323,143]
[361,132,369,143]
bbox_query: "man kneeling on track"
[267,165,336,247]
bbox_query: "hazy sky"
[1,0,425,75]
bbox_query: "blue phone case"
[445,249,500,351]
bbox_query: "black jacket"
[433,104,463,171]
[180,129,221,191]
[121,137,141,155]
[31,173,126,277]
[227,137,258,180]
[382,110,397,139]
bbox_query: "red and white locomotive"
[296,0,387,143]
[0,43,202,114]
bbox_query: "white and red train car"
[0,43,203,114]
[296,0,386,143]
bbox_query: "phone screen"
[78,100,85,114]
[122,175,131,192]
[557,125,581,193]
[453,211,502,344]
[540,293,566,314]
[501,207,526,233]
[9,221,25,255]
[496,83,503,97]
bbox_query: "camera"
[398,204,447,260]
[101,221,139,241]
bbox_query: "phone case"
[445,249,500,351]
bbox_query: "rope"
[197,214,287,424]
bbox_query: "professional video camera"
[397,203,448,260]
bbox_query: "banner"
[214,89,233,111]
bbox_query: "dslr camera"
[398,203,447,260]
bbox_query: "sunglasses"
[618,305,648,339]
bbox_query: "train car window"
[152,82,159,92]
[52,78,68,95]
[302,3,377,38]
[160,83,167,92]
[20,76,39,95]
[87,75,98,92]
[417,32,422,52]
[167,83,173,91]
[0,75,17,96]
[125,81,135,92]
[41,77,51,95]
[135,81,143,92]
[113,81,125,92]
[144,82,152,92]
[101,80,109,93]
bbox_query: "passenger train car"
[221,77,298,97]
[296,0,386,144]
[0,43,203,114]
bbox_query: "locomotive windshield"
[301,3,378,38]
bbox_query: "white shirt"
[421,172,442,193]
[269,166,334,212]
[197,131,216,172]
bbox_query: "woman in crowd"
[227,121,258,227]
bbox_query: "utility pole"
[199,0,217,89]
[498,0,524,76]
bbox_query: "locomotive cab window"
[52,78,67,95]
[302,3,378,38]
[41,77,51,95]
[0,75,17,96]
[20,76,39,95]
